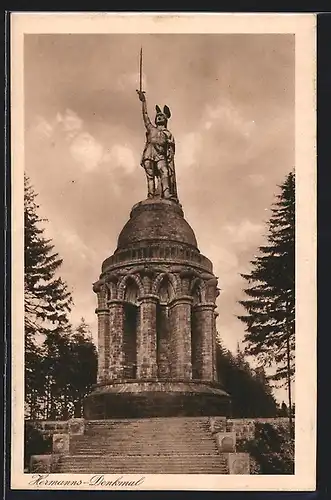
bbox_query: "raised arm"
[136,90,152,129]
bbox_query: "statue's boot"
[161,178,171,200]
[147,178,155,198]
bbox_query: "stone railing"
[26,420,69,436]
[101,242,213,273]
[209,416,293,474]
[27,416,292,474]
[209,416,292,440]
[208,418,250,474]
[26,418,85,437]
[27,418,86,473]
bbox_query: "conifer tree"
[238,172,295,434]
[216,341,277,417]
[24,174,72,334]
[64,319,97,418]
[24,174,73,417]
[41,319,97,419]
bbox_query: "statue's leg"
[144,160,155,198]
[155,175,162,197]
[158,160,171,199]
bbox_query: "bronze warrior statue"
[136,89,178,203]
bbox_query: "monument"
[29,53,255,476]
[84,53,230,419]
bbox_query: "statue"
[136,49,178,203]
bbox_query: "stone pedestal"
[85,198,231,418]
[68,418,85,436]
[228,453,250,474]
[215,431,236,453]
[84,380,230,419]
[30,455,60,473]
[52,434,70,454]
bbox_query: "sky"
[24,34,295,394]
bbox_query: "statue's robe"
[141,124,178,201]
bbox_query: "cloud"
[116,72,147,92]
[176,132,201,170]
[70,132,106,171]
[224,219,263,245]
[204,100,256,138]
[247,174,265,187]
[208,243,239,271]
[54,109,109,171]
[107,144,137,174]
[56,109,83,139]
[24,33,294,370]
[45,222,98,264]
[32,109,114,173]
[34,116,54,138]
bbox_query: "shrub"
[24,422,52,470]
[237,422,294,474]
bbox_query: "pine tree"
[255,366,273,397]
[24,174,73,417]
[216,340,277,417]
[238,171,295,434]
[41,320,97,420]
[24,174,72,333]
[64,319,97,418]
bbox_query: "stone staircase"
[56,417,228,474]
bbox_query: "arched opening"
[156,276,175,379]
[191,284,203,379]
[123,279,139,379]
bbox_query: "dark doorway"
[156,303,171,378]
[156,276,175,379]
[123,303,138,379]
[191,285,203,379]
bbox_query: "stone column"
[192,303,216,381]
[213,310,219,382]
[94,283,110,384]
[136,294,158,379]
[107,299,125,380]
[205,278,219,383]
[169,296,193,379]
[96,306,110,383]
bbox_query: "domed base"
[84,380,231,419]
[115,198,198,249]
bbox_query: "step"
[60,455,224,462]
[85,426,211,430]
[62,455,222,458]
[57,462,227,473]
[57,464,227,473]
[71,440,217,448]
[70,441,217,452]
[71,448,217,454]
[71,436,217,443]
[57,417,226,474]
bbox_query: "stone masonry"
[84,198,230,418]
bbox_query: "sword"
[138,47,145,95]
